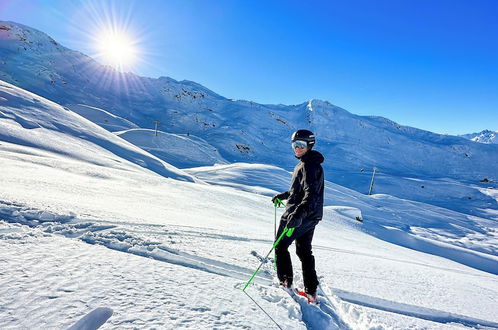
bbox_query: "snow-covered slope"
[115,128,228,168]
[1,122,497,329]
[1,119,497,329]
[460,130,498,144]
[65,104,139,132]
[1,65,497,328]
[0,79,195,182]
[186,163,498,274]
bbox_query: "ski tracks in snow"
[248,252,378,330]
[1,201,374,329]
[0,201,272,285]
[2,201,498,329]
[244,280,381,330]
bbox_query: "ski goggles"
[291,140,308,149]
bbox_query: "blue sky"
[1,0,497,135]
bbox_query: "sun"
[77,1,148,74]
[95,29,138,70]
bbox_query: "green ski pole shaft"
[242,227,288,291]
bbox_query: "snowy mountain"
[460,129,498,144]
[0,21,496,177]
[1,76,497,329]
[1,20,498,329]
[1,19,497,244]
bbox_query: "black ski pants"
[275,218,319,295]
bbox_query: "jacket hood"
[298,150,324,164]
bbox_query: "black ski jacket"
[281,150,325,223]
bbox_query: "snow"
[0,80,195,182]
[65,104,139,132]
[0,82,497,329]
[67,308,113,330]
[115,128,228,168]
[185,162,498,273]
[2,20,497,189]
[1,20,498,330]
[460,130,498,144]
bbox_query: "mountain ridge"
[1,20,497,212]
[460,129,498,144]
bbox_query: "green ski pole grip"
[273,198,285,208]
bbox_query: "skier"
[271,129,324,304]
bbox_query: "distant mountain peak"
[460,130,498,144]
[307,99,334,111]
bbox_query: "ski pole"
[243,226,290,291]
[273,198,285,239]
[273,198,285,269]
[242,290,283,330]
[274,203,277,240]
[241,207,294,330]
[273,205,277,270]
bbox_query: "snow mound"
[65,104,138,132]
[326,206,363,221]
[67,307,113,330]
[116,128,228,168]
[185,163,291,195]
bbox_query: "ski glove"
[272,192,289,206]
[286,204,308,229]
[286,211,304,229]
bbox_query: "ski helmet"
[291,129,315,148]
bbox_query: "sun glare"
[96,30,137,70]
[77,1,149,75]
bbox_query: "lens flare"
[61,0,154,93]
[96,29,137,70]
